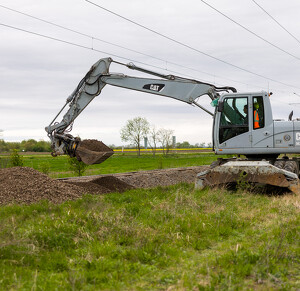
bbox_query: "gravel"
[0,166,208,205]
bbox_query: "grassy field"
[0,152,299,289]
[0,185,299,290]
[16,152,220,178]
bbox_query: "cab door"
[217,96,252,149]
[251,95,273,148]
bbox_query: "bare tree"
[157,128,174,155]
[120,117,150,156]
[147,125,159,156]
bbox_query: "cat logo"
[143,83,165,92]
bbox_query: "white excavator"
[45,57,300,193]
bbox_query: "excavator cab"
[214,93,270,152]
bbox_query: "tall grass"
[0,185,299,289]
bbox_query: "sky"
[1,0,300,146]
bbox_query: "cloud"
[0,0,299,145]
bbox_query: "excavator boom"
[45,57,235,164]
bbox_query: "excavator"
[45,57,300,193]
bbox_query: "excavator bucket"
[195,160,300,194]
[75,139,114,165]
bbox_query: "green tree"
[176,141,191,148]
[120,117,150,156]
[0,140,9,152]
[68,157,88,177]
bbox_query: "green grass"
[12,152,221,178]
[0,185,299,290]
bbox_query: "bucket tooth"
[75,139,114,165]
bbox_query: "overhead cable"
[84,0,300,87]
[0,4,243,86]
[1,21,299,91]
[0,22,220,85]
[200,0,300,61]
[251,0,300,45]
[0,4,266,88]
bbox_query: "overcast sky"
[1,0,300,146]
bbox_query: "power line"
[0,4,267,89]
[251,0,300,46]
[200,0,300,61]
[84,0,300,89]
[1,21,299,91]
[0,22,226,85]
[0,4,243,86]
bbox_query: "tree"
[157,128,174,155]
[176,141,191,149]
[148,125,159,156]
[120,117,150,156]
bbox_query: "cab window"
[219,97,248,144]
[253,96,264,130]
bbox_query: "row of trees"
[0,139,51,153]
[120,116,211,156]
[120,117,174,156]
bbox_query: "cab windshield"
[219,97,248,143]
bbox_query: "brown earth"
[0,166,208,205]
[78,139,113,152]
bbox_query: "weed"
[67,157,88,176]
[9,149,24,167]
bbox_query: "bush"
[10,149,24,167]
[67,157,88,176]
[0,157,10,168]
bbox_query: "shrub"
[10,149,24,167]
[67,157,88,176]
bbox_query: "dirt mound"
[64,181,111,195]
[0,166,208,205]
[0,167,83,205]
[79,139,113,152]
[116,167,208,188]
[92,176,135,192]
[66,176,134,194]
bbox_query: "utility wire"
[200,0,300,61]
[251,0,300,46]
[0,22,224,85]
[84,0,300,88]
[0,4,240,86]
[0,4,266,89]
[1,21,299,91]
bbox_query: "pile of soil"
[65,166,208,190]
[0,166,207,205]
[92,176,135,192]
[76,139,114,165]
[115,166,208,188]
[0,167,83,205]
[79,139,113,152]
[65,176,134,195]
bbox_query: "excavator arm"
[45,57,236,164]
